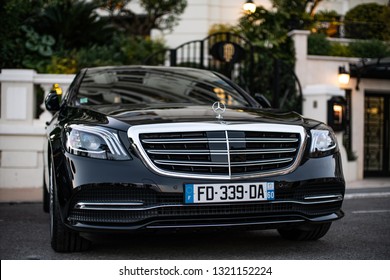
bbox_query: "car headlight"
[65,125,130,160]
[310,125,338,157]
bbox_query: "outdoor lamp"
[243,0,256,14]
[338,66,350,85]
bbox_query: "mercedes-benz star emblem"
[212,101,226,120]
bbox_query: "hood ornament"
[212,101,226,120]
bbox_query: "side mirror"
[45,90,61,113]
[254,93,272,108]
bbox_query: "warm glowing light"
[338,73,350,85]
[338,66,350,85]
[243,0,256,14]
[333,104,343,124]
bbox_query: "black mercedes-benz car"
[43,66,345,252]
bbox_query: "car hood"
[62,104,321,130]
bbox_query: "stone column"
[0,69,37,124]
[288,30,310,88]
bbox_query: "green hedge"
[344,3,390,40]
[308,33,390,58]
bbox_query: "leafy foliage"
[348,40,390,59]
[31,0,112,50]
[272,0,322,13]
[19,25,56,72]
[307,33,331,55]
[140,0,187,32]
[0,0,175,73]
[76,34,166,69]
[208,24,236,35]
[46,56,78,74]
[238,6,289,49]
[312,10,341,37]
[0,0,43,68]
[328,43,351,57]
[95,0,187,35]
[308,34,390,58]
[22,26,55,57]
[344,3,390,40]
[271,0,323,30]
[237,1,307,112]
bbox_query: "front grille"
[137,129,302,178]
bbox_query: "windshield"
[73,67,251,107]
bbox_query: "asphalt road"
[0,187,389,260]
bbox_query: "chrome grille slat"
[141,137,298,144]
[231,148,297,154]
[142,138,218,144]
[128,123,306,179]
[146,148,296,155]
[154,158,293,167]
[155,160,229,167]
[147,150,225,155]
[230,158,293,166]
[228,138,298,143]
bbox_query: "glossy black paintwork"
[54,104,323,139]
[45,66,345,233]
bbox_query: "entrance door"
[364,93,390,176]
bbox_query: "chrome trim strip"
[141,137,298,144]
[230,148,297,154]
[74,198,341,211]
[228,138,298,143]
[154,160,229,167]
[142,139,221,144]
[147,149,224,155]
[70,147,106,155]
[304,194,343,201]
[225,130,232,178]
[75,202,144,209]
[146,219,305,229]
[153,158,293,167]
[230,158,293,166]
[128,122,307,180]
[146,148,296,155]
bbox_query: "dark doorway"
[364,93,390,177]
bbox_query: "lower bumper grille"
[67,182,344,226]
[69,202,342,224]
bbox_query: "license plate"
[184,182,275,204]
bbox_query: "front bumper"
[55,152,345,233]
[65,179,345,232]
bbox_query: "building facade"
[157,0,389,48]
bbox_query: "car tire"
[49,162,91,252]
[277,222,332,241]
[43,176,49,213]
